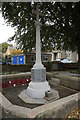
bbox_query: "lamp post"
[26,2,50,98]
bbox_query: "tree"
[1,2,80,71]
[47,2,80,71]
[0,44,2,59]
[1,2,56,53]
[0,44,2,53]
[2,42,13,53]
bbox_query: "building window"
[42,55,48,62]
[18,56,24,64]
[31,55,35,62]
[13,56,17,64]
[66,52,71,59]
[54,53,57,60]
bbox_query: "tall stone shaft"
[36,22,41,64]
[26,4,50,98]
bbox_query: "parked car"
[60,58,73,63]
[55,58,73,63]
[55,58,61,62]
[0,59,6,64]
[6,62,11,65]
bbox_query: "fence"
[0,62,78,74]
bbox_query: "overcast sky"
[0,12,15,46]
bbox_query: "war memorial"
[0,1,80,119]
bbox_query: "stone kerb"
[0,92,31,118]
[58,75,80,91]
[0,92,12,109]
[28,92,79,118]
[1,72,56,84]
[7,105,31,118]
[0,92,80,118]
[1,72,31,84]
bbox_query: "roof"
[8,46,16,53]
[8,46,16,52]
[6,46,16,55]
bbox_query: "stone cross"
[26,3,50,99]
[32,4,44,69]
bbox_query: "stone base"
[27,67,50,99]
[18,90,46,104]
[26,81,50,98]
[45,90,59,101]
[18,89,60,104]
[31,67,46,82]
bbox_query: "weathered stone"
[18,90,46,104]
[0,92,12,109]
[45,91,52,98]
[27,81,50,98]
[0,104,2,120]
[31,68,46,82]
[26,4,50,99]
[49,78,60,87]
[8,105,31,118]
[1,72,31,84]
[27,92,79,118]
[18,89,59,104]
[45,89,59,101]
[0,92,80,118]
[51,78,60,84]
[59,75,80,90]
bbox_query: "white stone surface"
[18,90,46,104]
[33,63,44,69]
[18,89,59,104]
[35,5,42,66]
[32,4,44,70]
[26,4,51,99]
[26,81,50,98]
